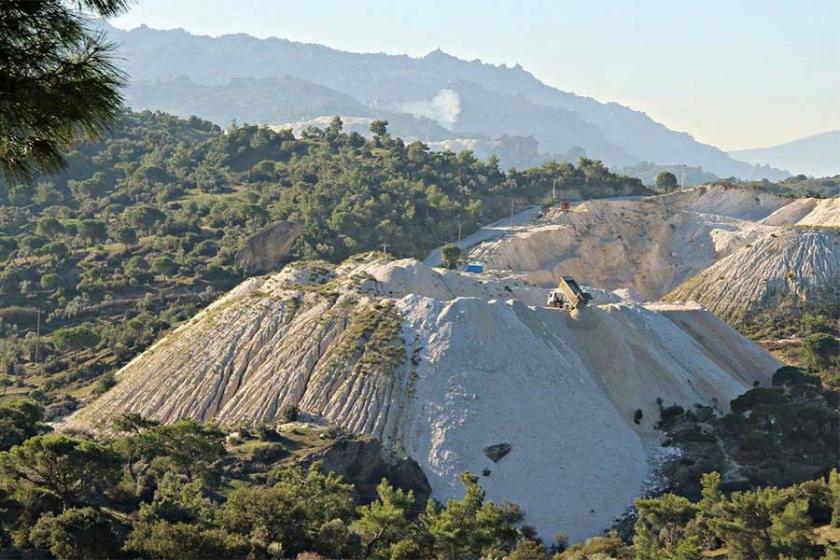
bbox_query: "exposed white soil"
[760,197,840,227]
[65,256,778,540]
[469,185,784,299]
[666,229,840,322]
[468,185,840,315]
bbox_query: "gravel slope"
[666,229,840,323]
[65,257,779,539]
[468,186,781,299]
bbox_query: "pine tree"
[353,479,416,559]
[0,0,130,181]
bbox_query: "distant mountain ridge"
[125,75,458,141]
[107,24,787,179]
[731,130,840,177]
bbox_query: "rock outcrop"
[298,436,431,508]
[65,256,779,540]
[235,220,301,273]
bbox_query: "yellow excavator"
[546,276,591,310]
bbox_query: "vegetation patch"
[337,300,406,377]
[659,366,839,498]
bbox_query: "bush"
[254,423,279,441]
[125,521,248,560]
[656,171,678,191]
[739,430,777,456]
[731,387,786,415]
[279,403,299,423]
[0,306,38,327]
[249,441,288,464]
[659,405,685,424]
[92,372,116,397]
[801,333,839,370]
[801,313,834,335]
[441,243,462,269]
[52,326,100,351]
[773,366,819,387]
[40,273,60,290]
[29,507,122,560]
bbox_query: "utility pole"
[34,308,40,363]
[510,199,515,226]
[382,243,388,259]
[552,179,557,201]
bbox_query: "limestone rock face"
[65,256,779,540]
[666,228,840,323]
[235,220,302,273]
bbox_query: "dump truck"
[546,276,591,310]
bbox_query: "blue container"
[465,263,484,273]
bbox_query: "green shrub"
[279,403,299,423]
[52,326,100,351]
[249,441,288,464]
[659,405,685,424]
[40,273,60,290]
[773,366,819,387]
[92,372,116,397]
[441,243,462,269]
[29,507,121,560]
[801,333,839,370]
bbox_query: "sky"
[111,0,840,151]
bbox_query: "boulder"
[298,437,431,510]
[235,220,301,273]
[483,442,512,463]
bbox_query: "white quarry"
[467,185,789,299]
[66,254,779,540]
[66,185,840,540]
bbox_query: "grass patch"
[337,300,405,376]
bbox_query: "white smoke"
[400,88,461,128]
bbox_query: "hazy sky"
[112,0,840,151]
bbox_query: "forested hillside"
[1,373,838,559]
[0,110,646,415]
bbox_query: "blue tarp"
[465,263,484,273]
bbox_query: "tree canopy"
[656,171,679,191]
[0,0,131,181]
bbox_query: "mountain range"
[731,129,840,178]
[106,24,789,180]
